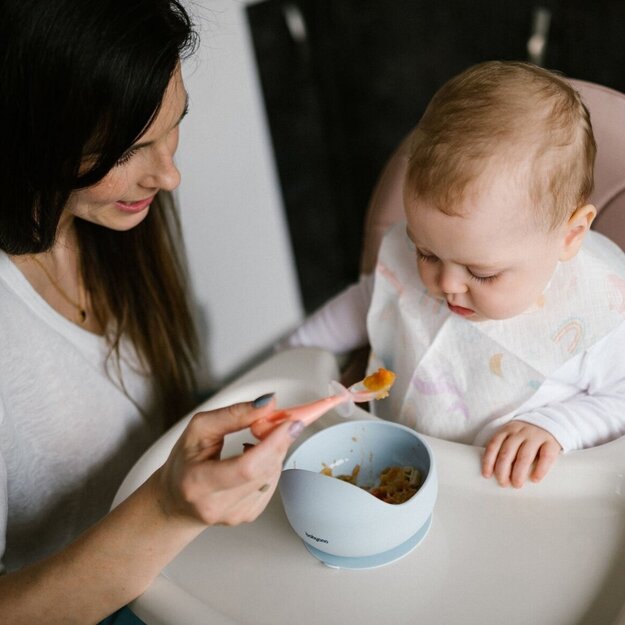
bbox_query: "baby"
[285,61,625,488]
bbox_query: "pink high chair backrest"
[360,78,625,274]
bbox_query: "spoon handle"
[250,394,347,440]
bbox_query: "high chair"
[113,77,625,625]
[360,78,625,273]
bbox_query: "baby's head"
[406,60,595,228]
[403,61,598,321]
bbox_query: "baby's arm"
[479,321,625,488]
[509,378,625,453]
[481,381,625,488]
[281,274,374,353]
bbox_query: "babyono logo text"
[305,531,329,544]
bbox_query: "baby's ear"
[559,204,596,261]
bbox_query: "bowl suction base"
[303,515,432,570]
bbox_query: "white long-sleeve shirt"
[285,263,625,453]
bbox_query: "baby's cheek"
[418,264,439,295]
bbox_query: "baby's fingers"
[529,441,560,483]
[482,431,508,478]
[487,432,529,487]
[509,441,541,488]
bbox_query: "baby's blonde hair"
[405,61,596,229]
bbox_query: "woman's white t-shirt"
[0,252,156,573]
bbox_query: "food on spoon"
[322,463,421,504]
[362,368,396,398]
[251,369,397,441]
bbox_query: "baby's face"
[405,175,567,321]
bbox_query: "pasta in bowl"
[279,420,437,569]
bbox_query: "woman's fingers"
[159,397,304,527]
[183,394,277,453]
[178,419,302,525]
[249,410,289,440]
[208,418,303,492]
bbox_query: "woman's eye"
[417,250,438,263]
[469,271,500,284]
[114,147,139,167]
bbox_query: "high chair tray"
[113,347,625,625]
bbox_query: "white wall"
[175,0,303,385]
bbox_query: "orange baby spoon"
[250,368,396,440]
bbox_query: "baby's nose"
[438,265,468,295]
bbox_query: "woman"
[0,0,302,622]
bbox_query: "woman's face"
[65,66,188,231]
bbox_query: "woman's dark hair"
[0,0,200,426]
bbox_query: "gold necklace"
[30,255,87,324]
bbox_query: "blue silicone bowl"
[279,420,437,569]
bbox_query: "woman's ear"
[559,204,597,261]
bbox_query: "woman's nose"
[141,145,181,192]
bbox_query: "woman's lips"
[447,302,475,317]
[114,195,155,214]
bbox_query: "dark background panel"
[248,1,625,312]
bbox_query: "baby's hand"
[481,421,562,488]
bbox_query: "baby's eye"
[468,271,500,284]
[417,250,438,263]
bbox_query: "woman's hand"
[481,421,562,488]
[155,395,303,527]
